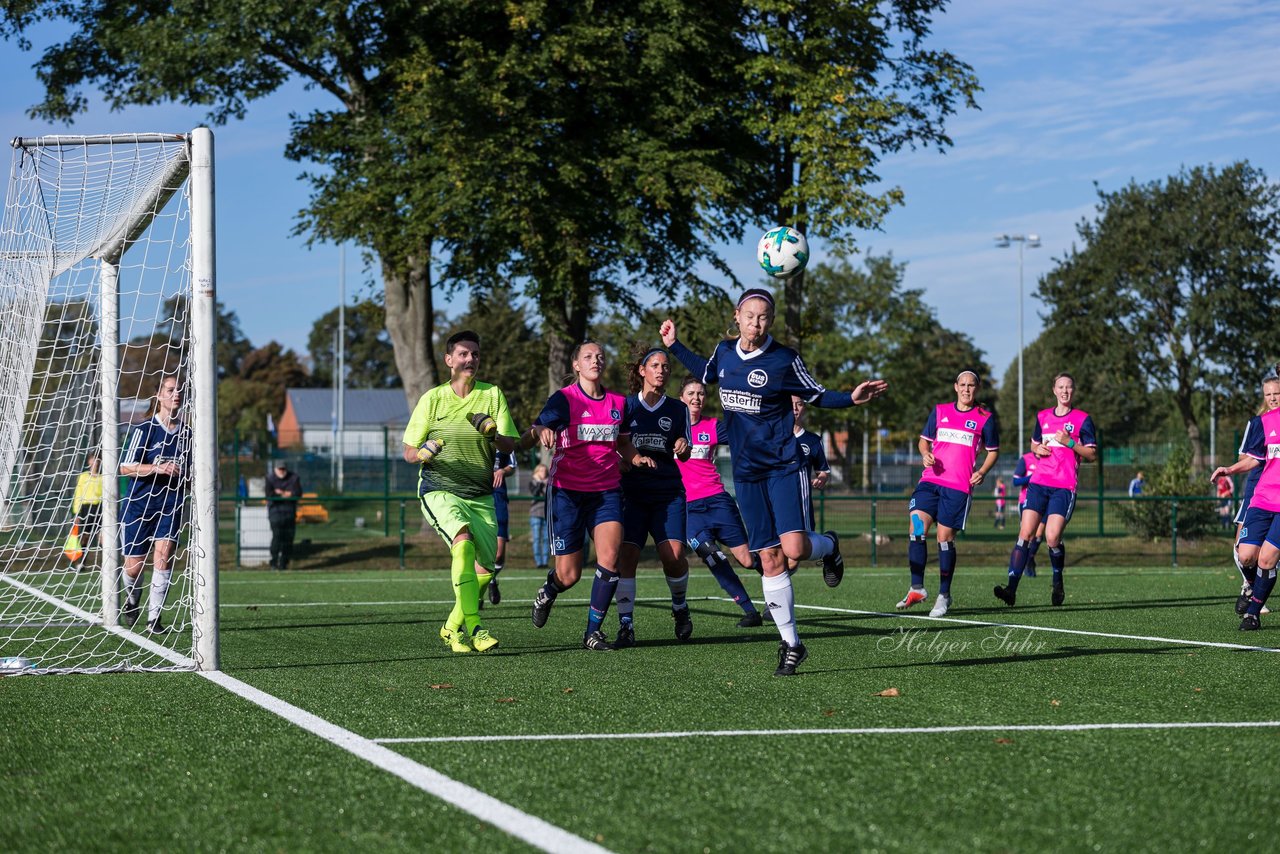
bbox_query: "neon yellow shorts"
[418,491,497,570]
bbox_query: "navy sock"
[586,565,619,635]
[938,541,956,595]
[702,547,755,613]
[1049,545,1065,583]
[1028,537,1043,558]
[1247,568,1278,617]
[908,537,927,588]
[542,568,570,602]
[1006,540,1030,592]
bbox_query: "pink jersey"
[1018,452,1038,505]
[547,384,627,493]
[678,417,727,502]
[1030,407,1096,491]
[1244,408,1280,512]
[919,403,998,495]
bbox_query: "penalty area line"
[376,719,1280,745]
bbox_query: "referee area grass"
[4,558,1278,852]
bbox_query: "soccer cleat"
[488,575,501,605]
[673,606,694,642]
[1051,581,1065,607]
[440,625,471,653]
[615,621,636,649]
[1240,613,1261,631]
[821,531,844,588]
[146,617,168,635]
[123,599,141,629]
[582,630,615,651]
[928,594,952,618]
[773,642,809,676]
[736,610,764,628]
[531,588,556,628]
[471,628,499,652]
[1263,605,1272,616]
[1236,583,1253,616]
[993,585,1016,607]
[896,587,928,610]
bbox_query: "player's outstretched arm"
[852,379,889,405]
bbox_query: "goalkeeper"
[402,330,519,653]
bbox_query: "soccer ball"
[757,226,809,279]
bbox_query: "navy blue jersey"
[795,429,830,474]
[121,416,190,511]
[621,394,690,498]
[493,449,516,497]
[673,336,850,481]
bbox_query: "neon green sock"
[477,571,492,602]
[451,539,480,633]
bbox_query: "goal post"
[0,129,218,674]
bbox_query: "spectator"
[1128,471,1145,497]
[529,463,549,569]
[265,460,302,570]
[1217,475,1235,530]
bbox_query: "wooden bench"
[294,493,329,524]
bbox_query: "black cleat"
[673,606,694,642]
[583,630,615,651]
[993,585,1016,607]
[774,642,809,677]
[1237,584,1253,616]
[821,531,844,588]
[615,621,636,649]
[123,599,141,629]
[1051,581,1065,607]
[1240,613,1261,631]
[531,588,556,628]
[488,575,502,606]
[763,607,776,624]
[736,610,764,628]
[146,617,168,636]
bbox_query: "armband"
[1066,438,1076,449]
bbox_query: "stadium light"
[995,233,1041,456]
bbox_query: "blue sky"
[2,0,1278,385]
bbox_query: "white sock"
[665,572,689,610]
[616,578,637,621]
[762,573,799,646]
[148,570,171,622]
[807,532,833,560]
[125,571,144,604]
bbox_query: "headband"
[641,347,667,366]
[737,288,775,309]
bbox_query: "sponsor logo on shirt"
[1267,443,1280,459]
[659,416,673,431]
[633,434,666,451]
[720,389,762,414]
[800,442,811,455]
[747,369,768,388]
[689,446,714,460]
[936,428,976,445]
[577,424,620,442]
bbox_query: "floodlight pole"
[995,233,1040,455]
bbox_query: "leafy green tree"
[218,341,312,454]
[307,299,401,389]
[1037,162,1280,471]
[1117,445,1217,539]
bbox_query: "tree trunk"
[382,250,439,407]
[541,265,592,397]
[1174,388,1204,474]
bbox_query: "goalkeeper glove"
[417,439,444,464]
[468,412,497,439]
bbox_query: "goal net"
[0,131,218,674]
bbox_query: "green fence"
[219,493,1239,571]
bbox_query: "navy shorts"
[1235,472,1260,525]
[120,500,183,558]
[549,487,623,555]
[1023,483,1076,522]
[734,470,810,552]
[622,489,686,549]
[493,488,510,539]
[909,481,973,531]
[1237,505,1280,548]
[686,491,749,551]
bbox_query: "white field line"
[776,600,1280,653]
[375,720,1280,745]
[219,595,702,610]
[0,574,610,853]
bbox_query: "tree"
[1037,162,1280,471]
[117,296,249,400]
[219,341,313,454]
[307,299,400,389]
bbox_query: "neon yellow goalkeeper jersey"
[403,381,519,499]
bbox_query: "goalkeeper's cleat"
[773,642,809,677]
[470,628,499,652]
[123,599,141,629]
[1051,581,1065,607]
[673,606,694,642]
[488,574,502,605]
[896,587,928,610]
[928,594,952,618]
[736,610,764,628]
[1240,613,1261,631]
[615,620,636,649]
[821,531,844,587]
[993,585,1016,607]
[146,617,168,636]
[440,625,471,653]
[1237,582,1253,616]
[531,588,556,628]
[583,630,615,651]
